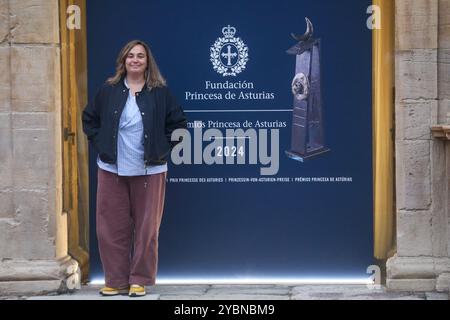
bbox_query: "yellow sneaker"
[99,286,129,296]
[128,284,146,297]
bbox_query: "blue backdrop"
[87,0,373,281]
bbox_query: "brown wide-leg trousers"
[96,168,166,287]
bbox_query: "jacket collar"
[121,76,149,94]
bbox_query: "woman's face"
[125,44,148,77]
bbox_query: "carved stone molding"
[0,255,81,296]
[387,255,450,292]
[431,125,450,140]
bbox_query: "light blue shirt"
[97,79,168,176]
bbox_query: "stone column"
[0,0,80,296]
[387,0,450,292]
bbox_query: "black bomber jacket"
[82,80,187,166]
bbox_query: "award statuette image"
[286,17,330,162]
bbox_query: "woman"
[82,40,187,297]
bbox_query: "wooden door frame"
[373,0,395,260]
[59,0,89,283]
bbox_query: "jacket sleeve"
[165,88,187,148]
[82,86,104,150]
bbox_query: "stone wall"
[0,0,449,296]
[387,0,450,292]
[0,0,78,296]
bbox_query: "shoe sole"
[129,292,146,297]
[100,290,129,296]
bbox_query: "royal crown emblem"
[210,25,249,76]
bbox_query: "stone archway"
[1,0,448,296]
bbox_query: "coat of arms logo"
[210,25,249,76]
